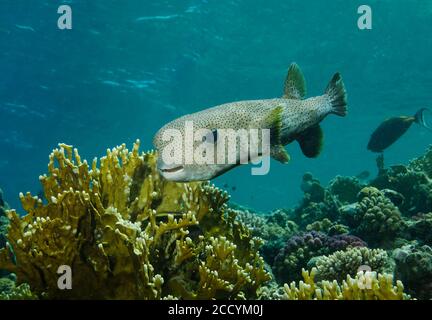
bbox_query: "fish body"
[153,63,348,181]
[367,109,431,153]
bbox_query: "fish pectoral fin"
[296,124,324,158]
[271,145,290,164]
[264,106,283,145]
[283,63,307,99]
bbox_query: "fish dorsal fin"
[296,124,323,158]
[264,105,290,163]
[283,63,307,99]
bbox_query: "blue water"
[1,0,431,212]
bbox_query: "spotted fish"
[153,63,348,181]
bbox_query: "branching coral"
[283,268,409,300]
[312,247,389,282]
[273,231,366,283]
[0,141,270,299]
[342,187,406,246]
[235,208,298,265]
[393,244,432,299]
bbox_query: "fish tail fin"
[325,73,348,117]
[414,108,432,131]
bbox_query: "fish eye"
[202,129,218,143]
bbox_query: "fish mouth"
[160,165,184,173]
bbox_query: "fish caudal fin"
[325,73,348,117]
[414,108,432,131]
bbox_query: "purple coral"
[279,231,366,255]
[273,231,368,283]
[281,231,327,252]
[326,234,367,251]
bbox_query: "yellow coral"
[0,141,270,299]
[283,268,410,300]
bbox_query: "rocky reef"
[2,142,432,300]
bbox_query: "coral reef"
[312,247,389,282]
[235,208,298,265]
[273,231,366,283]
[0,189,10,279]
[293,174,340,228]
[341,187,406,247]
[0,188,9,249]
[282,268,409,300]
[0,277,14,294]
[393,244,432,299]
[408,145,432,177]
[407,213,432,246]
[3,142,432,300]
[0,283,36,300]
[0,141,270,299]
[328,176,365,205]
[371,164,432,216]
[305,218,349,236]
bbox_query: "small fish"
[153,63,348,181]
[367,108,431,153]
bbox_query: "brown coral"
[0,141,269,299]
[283,268,410,300]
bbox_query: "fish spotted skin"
[153,63,348,182]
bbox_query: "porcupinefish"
[367,108,431,153]
[153,63,348,182]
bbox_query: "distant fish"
[367,108,431,153]
[15,24,35,32]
